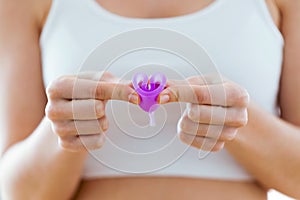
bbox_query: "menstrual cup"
[132,72,167,126]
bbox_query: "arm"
[0,0,88,199]
[225,103,300,198]
[158,1,300,198]
[0,1,138,198]
[225,0,300,198]
[0,0,138,200]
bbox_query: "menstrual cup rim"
[132,72,166,96]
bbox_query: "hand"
[159,76,249,152]
[45,71,139,152]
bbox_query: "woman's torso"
[40,0,283,199]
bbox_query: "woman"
[0,0,299,199]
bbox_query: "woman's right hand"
[45,71,139,152]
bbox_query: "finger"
[76,71,116,82]
[47,77,139,103]
[94,81,138,102]
[58,134,105,152]
[163,76,221,100]
[159,82,224,105]
[187,104,248,127]
[52,117,108,137]
[159,81,249,107]
[46,99,106,120]
[75,117,109,135]
[66,71,131,85]
[178,109,238,140]
[186,75,225,85]
[179,116,238,141]
[166,75,226,89]
[77,71,130,84]
[178,132,225,152]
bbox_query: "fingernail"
[188,108,196,119]
[158,94,170,104]
[102,120,109,131]
[128,93,140,104]
[96,135,105,147]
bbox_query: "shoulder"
[275,0,300,8]
[274,0,300,37]
[264,0,300,38]
[274,0,300,15]
[275,1,300,124]
[0,0,51,30]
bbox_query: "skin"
[0,0,299,199]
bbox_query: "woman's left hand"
[158,76,250,152]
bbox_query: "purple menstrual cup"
[132,72,167,113]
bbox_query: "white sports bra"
[40,0,283,180]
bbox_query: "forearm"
[0,118,87,200]
[226,102,300,198]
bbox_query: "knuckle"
[224,82,237,103]
[236,89,250,107]
[188,106,205,122]
[91,135,105,149]
[95,101,105,118]
[211,142,225,152]
[102,71,114,78]
[202,139,216,151]
[58,137,78,152]
[96,84,106,99]
[79,134,105,150]
[53,123,73,137]
[225,82,249,107]
[221,127,238,140]
[87,85,97,99]
[169,86,180,101]
[201,107,211,121]
[46,82,59,99]
[197,125,209,137]
[45,102,59,120]
[235,109,248,127]
[178,131,187,141]
[46,76,73,99]
[90,71,104,81]
[195,87,210,104]
[205,126,220,139]
[99,117,109,131]
[187,76,205,85]
[227,108,248,127]
[56,76,74,86]
[188,110,197,122]
[116,84,125,99]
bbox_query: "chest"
[40,0,283,114]
[95,0,215,18]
